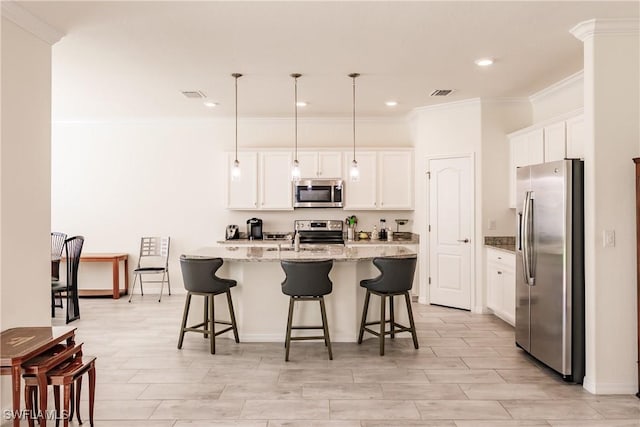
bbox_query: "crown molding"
[1,1,64,45]
[529,70,584,104]
[571,18,639,42]
[52,116,408,126]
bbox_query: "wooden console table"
[1,326,76,427]
[73,253,129,299]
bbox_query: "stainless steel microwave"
[293,179,343,208]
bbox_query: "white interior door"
[428,155,473,310]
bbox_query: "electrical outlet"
[603,230,615,248]
[488,219,496,231]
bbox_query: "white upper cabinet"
[226,151,293,210]
[378,151,414,210]
[509,129,543,208]
[226,152,259,209]
[566,115,585,159]
[544,121,566,163]
[297,151,343,179]
[317,152,343,178]
[508,112,583,208]
[343,151,377,209]
[260,152,293,210]
[343,150,414,210]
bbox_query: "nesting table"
[0,326,76,427]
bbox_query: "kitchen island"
[184,244,417,342]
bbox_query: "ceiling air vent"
[430,89,455,97]
[181,90,206,99]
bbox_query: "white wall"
[574,19,639,394]
[0,16,54,412]
[480,100,532,237]
[51,118,414,294]
[410,100,482,307]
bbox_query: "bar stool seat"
[281,259,334,361]
[358,256,419,356]
[178,256,240,354]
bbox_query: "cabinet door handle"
[497,271,502,275]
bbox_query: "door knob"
[457,238,470,243]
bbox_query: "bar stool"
[281,259,333,361]
[178,256,240,354]
[358,256,419,356]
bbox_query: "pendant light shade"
[349,73,360,182]
[231,73,242,181]
[291,73,302,181]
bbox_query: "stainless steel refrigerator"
[516,159,585,382]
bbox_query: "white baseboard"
[583,376,638,395]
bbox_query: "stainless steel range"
[294,220,344,245]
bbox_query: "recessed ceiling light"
[385,101,398,107]
[296,101,308,107]
[203,101,218,108]
[475,58,494,67]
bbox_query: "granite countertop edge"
[484,244,516,254]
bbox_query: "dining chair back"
[51,236,84,323]
[51,232,67,280]
[128,236,171,302]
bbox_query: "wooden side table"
[0,327,76,427]
[62,253,129,299]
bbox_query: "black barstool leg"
[285,297,295,361]
[203,295,209,339]
[140,275,145,296]
[390,295,395,339]
[177,293,192,349]
[405,291,419,349]
[227,289,240,343]
[379,293,386,356]
[358,290,371,344]
[209,294,215,354]
[319,296,333,360]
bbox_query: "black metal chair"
[51,236,84,323]
[358,256,419,356]
[178,256,239,354]
[129,236,171,303]
[281,259,333,361]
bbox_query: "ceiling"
[16,1,639,120]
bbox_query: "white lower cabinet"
[486,248,515,326]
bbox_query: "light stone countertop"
[484,244,516,254]
[187,244,417,262]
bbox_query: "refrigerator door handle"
[521,191,531,285]
[524,191,536,286]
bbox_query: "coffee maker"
[246,218,263,240]
[225,224,239,240]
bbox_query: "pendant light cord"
[232,73,242,162]
[235,75,238,161]
[349,73,359,162]
[294,75,298,161]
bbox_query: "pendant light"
[290,73,302,181]
[349,73,360,182]
[230,73,242,181]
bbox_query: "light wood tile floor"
[10,294,637,426]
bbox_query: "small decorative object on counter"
[371,225,379,241]
[345,215,358,241]
[387,231,393,242]
[379,219,387,241]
